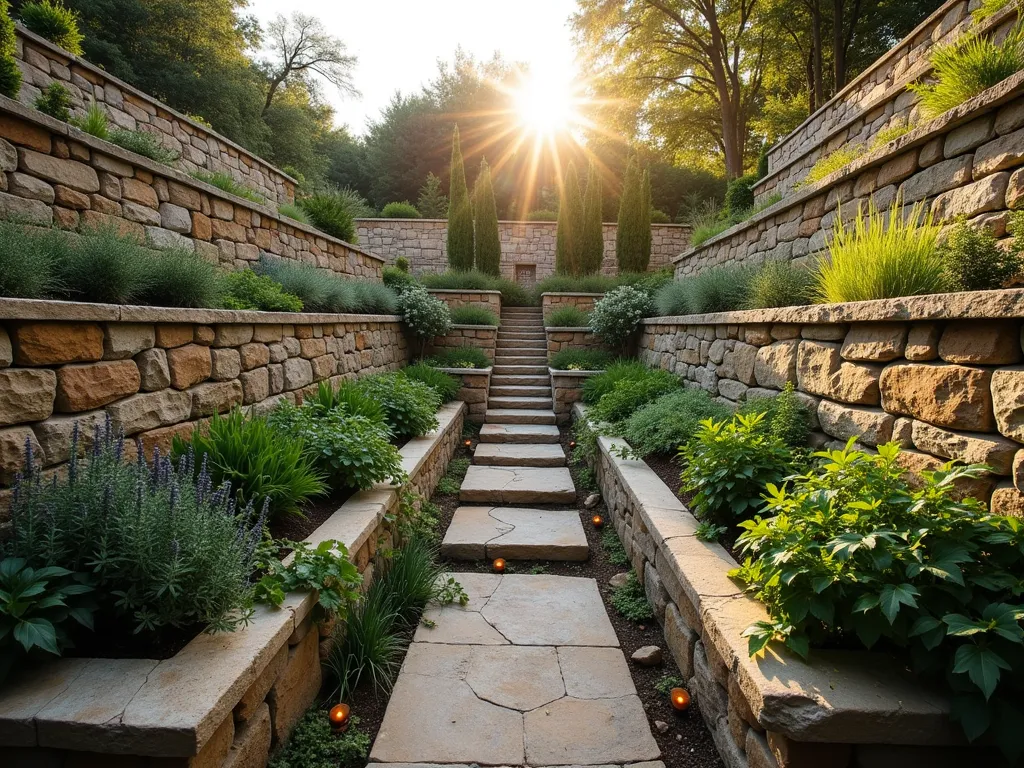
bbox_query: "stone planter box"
[0,401,466,766]
[639,289,1024,516]
[575,402,996,767]
[550,368,601,424]
[437,366,491,423]
[427,289,501,316]
[541,292,603,317]
[545,326,610,362]
[428,324,498,363]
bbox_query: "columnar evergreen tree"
[639,167,653,271]
[581,162,604,274]
[446,126,474,271]
[555,162,584,275]
[0,0,21,99]
[473,159,501,276]
[616,158,645,272]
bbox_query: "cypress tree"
[446,126,474,271]
[639,167,653,271]
[616,158,645,272]
[0,1,21,100]
[473,158,501,276]
[555,162,584,275]
[581,161,604,274]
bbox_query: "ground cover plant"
[268,707,371,768]
[581,360,653,404]
[34,82,71,121]
[619,387,731,457]
[545,305,590,327]
[402,363,460,402]
[611,572,655,622]
[425,345,490,369]
[549,348,615,370]
[351,372,441,439]
[588,367,680,424]
[222,269,304,311]
[278,202,311,224]
[450,305,499,326]
[192,171,264,204]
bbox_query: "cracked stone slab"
[466,646,565,711]
[482,575,618,647]
[413,605,510,645]
[460,466,576,504]
[525,695,661,765]
[557,647,637,699]
[473,442,566,467]
[442,507,589,561]
[442,571,503,611]
[480,423,561,444]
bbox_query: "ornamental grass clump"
[544,305,589,327]
[745,260,814,309]
[685,265,755,314]
[401,363,460,403]
[19,0,83,55]
[192,171,264,204]
[450,305,499,326]
[8,420,267,634]
[813,199,945,303]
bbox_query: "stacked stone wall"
[428,325,498,363]
[546,328,610,362]
[541,292,603,317]
[427,289,502,316]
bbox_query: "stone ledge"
[0,401,466,756]
[551,369,603,377]
[642,288,1024,326]
[540,292,606,298]
[435,366,493,377]
[545,326,591,331]
[450,324,499,330]
[582,403,961,745]
[426,289,502,295]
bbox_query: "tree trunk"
[807,48,817,113]
[811,0,825,108]
[834,0,847,91]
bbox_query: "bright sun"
[513,73,580,136]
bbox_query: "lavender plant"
[7,418,266,634]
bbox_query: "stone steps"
[490,374,549,387]
[488,396,553,410]
[493,355,547,366]
[472,443,566,467]
[479,424,561,443]
[441,507,587,560]
[459,466,575,504]
[493,364,549,376]
[485,409,556,425]
[496,339,546,349]
[489,385,550,397]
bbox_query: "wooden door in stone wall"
[515,264,536,287]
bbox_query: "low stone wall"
[0,299,410,506]
[14,26,296,206]
[0,401,465,766]
[356,219,689,278]
[0,98,381,278]
[428,324,497,363]
[427,289,501,316]
[550,369,599,424]
[640,290,1024,516]
[546,327,609,362]
[677,66,1024,279]
[541,292,603,317]
[582,405,994,768]
[439,367,491,423]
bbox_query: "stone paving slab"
[473,443,566,467]
[525,696,660,766]
[441,507,588,561]
[488,396,554,410]
[485,408,557,424]
[460,466,575,503]
[479,424,560,444]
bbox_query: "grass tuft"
[544,305,590,327]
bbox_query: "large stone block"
[664,601,697,679]
[0,425,42,481]
[135,348,170,391]
[767,731,851,768]
[898,155,972,203]
[32,410,108,466]
[973,126,1024,176]
[106,389,192,435]
[881,363,994,431]
[817,400,894,447]
[931,172,1009,221]
[282,357,313,390]
[17,148,99,193]
[911,420,1018,474]
[754,341,799,389]
[719,342,758,385]
[55,360,140,412]
[235,644,287,722]
[13,322,104,365]
[267,627,321,745]
[938,320,1022,365]
[0,368,55,426]
[796,341,882,405]
[223,702,271,768]
[103,324,155,360]
[167,344,212,390]
[840,323,906,362]
[992,366,1024,442]
[190,380,243,418]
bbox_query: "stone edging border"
[575,400,960,747]
[0,401,466,757]
[426,289,502,295]
[540,292,606,298]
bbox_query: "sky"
[245,0,582,135]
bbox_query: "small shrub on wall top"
[723,174,757,217]
[589,285,653,350]
[745,260,813,309]
[417,172,448,219]
[19,0,83,55]
[450,305,499,326]
[352,372,441,439]
[426,345,490,369]
[381,201,422,219]
[940,215,1024,291]
[398,285,451,358]
[549,348,614,371]
[526,209,557,221]
[299,192,358,243]
[223,269,304,312]
[0,0,21,99]
[402,363,460,403]
[544,305,589,327]
[620,388,731,457]
[34,82,71,121]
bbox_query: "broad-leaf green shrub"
[402,363,460,403]
[549,348,614,370]
[380,201,421,218]
[307,380,386,423]
[9,422,266,634]
[255,539,361,619]
[353,371,441,439]
[34,82,71,121]
[173,408,326,520]
[724,174,757,218]
[382,265,418,293]
[545,305,589,327]
[621,388,731,457]
[300,192,357,242]
[940,216,1024,291]
[222,269,303,312]
[732,443,1024,758]
[589,285,653,350]
[425,345,490,369]
[678,412,797,526]
[0,0,21,99]
[739,383,813,449]
[745,260,813,309]
[192,171,263,204]
[589,368,680,424]
[651,208,671,223]
[581,360,650,404]
[19,0,83,54]
[450,305,499,326]
[398,285,451,358]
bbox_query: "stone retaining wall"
[581,406,994,768]
[551,370,598,424]
[758,0,1016,201]
[428,324,498,363]
[546,328,609,362]
[439,367,491,423]
[427,289,501,316]
[541,292,603,317]
[639,290,1024,517]
[0,98,381,278]
[356,219,689,278]
[0,400,465,767]
[0,299,410,508]
[677,65,1024,280]
[14,26,296,206]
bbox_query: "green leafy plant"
[436,457,470,495]
[393,490,442,544]
[0,557,94,683]
[0,0,21,99]
[940,216,1024,291]
[192,171,264,204]
[534,273,616,294]
[611,572,654,622]
[814,198,945,303]
[299,192,357,242]
[654,674,684,695]
[620,387,731,457]
[695,521,728,542]
[140,248,226,309]
[19,0,83,55]
[222,269,303,312]
[34,81,71,121]
[589,368,680,424]
[732,442,1024,759]
[417,173,448,219]
[450,305,499,326]
[69,100,109,139]
[589,285,653,350]
[678,412,796,526]
[399,285,452,358]
[352,371,441,439]
[268,708,370,768]
[307,380,386,423]
[109,129,180,164]
[739,383,813,449]
[526,209,557,221]
[278,202,311,224]
[417,270,532,306]
[254,539,361,619]
[602,527,630,566]
[549,348,614,371]
[745,260,813,309]
[402,363,460,403]
[173,409,326,520]
[545,305,590,327]
[380,201,421,218]
[910,22,1024,120]
[582,360,650,404]
[426,345,490,369]
[395,255,411,272]
[9,421,265,634]
[382,264,418,294]
[724,174,757,217]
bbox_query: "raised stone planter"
[550,368,601,424]
[545,326,610,362]
[429,324,498,363]
[436,366,491,423]
[427,289,501,316]
[541,292,603,317]
[576,402,997,768]
[0,401,465,765]
[640,290,1024,515]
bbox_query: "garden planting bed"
[573,402,999,768]
[436,366,491,423]
[428,323,498,364]
[0,401,466,767]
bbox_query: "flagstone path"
[369,307,664,768]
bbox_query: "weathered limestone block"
[891,417,914,448]
[224,702,272,768]
[240,368,270,405]
[938,320,1022,365]
[213,324,255,348]
[0,368,56,426]
[904,323,940,361]
[931,172,1009,221]
[897,449,995,501]
[239,343,270,371]
[0,425,40,480]
[992,366,1024,442]
[899,155,972,202]
[991,484,1024,517]
[190,380,243,418]
[135,348,170,391]
[155,324,194,349]
[210,348,242,381]
[643,560,668,619]
[283,357,313,390]
[235,644,288,722]
[267,626,322,744]
[720,342,758,385]
[911,420,1018,474]
[664,602,697,679]
[103,324,155,360]
[817,400,894,446]
[746,730,779,768]
[840,323,907,362]
[55,360,140,412]
[107,389,192,435]
[167,344,212,390]
[973,126,1024,176]
[801,325,847,341]
[754,341,799,389]
[13,322,104,365]
[718,378,749,401]
[880,363,994,431]
[17,148,99,192]
[767,731,852,768]
[796,341,882,405]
